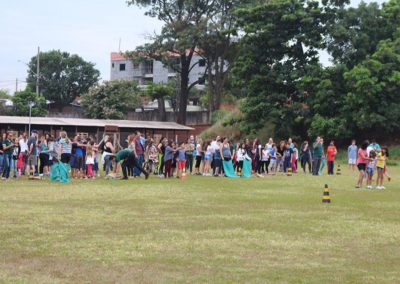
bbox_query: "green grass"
[1,166,399,283]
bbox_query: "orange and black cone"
[323,184,331,203]
[286,167,293,176]
[336,164,341,175]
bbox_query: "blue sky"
[0,0,386,93]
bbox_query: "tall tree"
[26,50,100,106]
[126,0,218,125]
[326,2,391,68]
[233,0,339,139]
[81,80,141,119]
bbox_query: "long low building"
[0,116,194,146]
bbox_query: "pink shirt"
[357,149,368,165]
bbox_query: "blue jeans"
[104,155,112,175]
[0,154,3,174]
[134,154,144,177]
[2,153,12,178]
[11,158,17,177]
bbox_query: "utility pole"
[36,46,40,95]
[15,78,18,93]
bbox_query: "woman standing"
[39,135,50,176]
[157,137,167,177]
[164,140,175,178]
[194,138,203,176]
[300,141,312,174]
[102,135,115,176]
[356,140,370,189]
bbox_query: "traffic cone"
[322,184,331,203]
[336,164,341,175]
[286,167,293,176]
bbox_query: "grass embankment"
[0,167,399,283]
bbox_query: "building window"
[198,77,205,85]
[198,59,206,67]
[119,63,126,71]
[144,60,153,74]
[112,63,115,68]
[144,78,153,84]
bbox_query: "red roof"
[111,52,127,61]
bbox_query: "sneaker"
[355,185,360,189]
[145,172,149,180]
[376,186,382,190]
[381,186,386,190]
[367,186,372,189]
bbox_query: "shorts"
[357,163,366,171]
[269,159,276,168]
[348,158,356,165]
[178,160,186,170]
[377,167,384,171]
[27,155,37,166]
[195,156,202,168]
[205,154,212,161]
[366,167,374,175]
[61,153,71,164]
[74,155,84,170]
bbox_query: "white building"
[110,52,207,89]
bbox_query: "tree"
[233,0,334,139]
[144,82,174,121]
[81,80,141,119]
[11,90,48,117]
[126,0,219,125]
[326,2,392,68]
[342,35,400,138]
[26,50,100,106]
[198,0,247,114]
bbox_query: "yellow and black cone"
[336,164,341,175]
[323,184,331,203]
[286,167,293,176]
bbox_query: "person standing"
[312,137,323,176]
[356,140,370,189]
[300,141,312,174]
[2,133,15,180]
[164,140,175,178]
[0,133,5,176]
[133,131,145,177]
[348,140,358,171]
[194,138,203,176]
[19,132,28,175]
[27,130,39,177]
[326,141,337,175]
[282,142,294,174]
[185,136,195,174]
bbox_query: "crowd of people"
[0,131,390,189]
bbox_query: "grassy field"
[1,165,399,283]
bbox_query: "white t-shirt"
[266,143,273,151]
[236,148,245,161]
[196,143,202,156]
[262,149,269,161]
[19,138,28,152]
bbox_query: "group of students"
[0,131,390,189]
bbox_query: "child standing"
[348,140,358,171]
[282,142,293,174]
[327,141,337,175]
[85,144,95,178]
[176,142,186,179]
[261,146,269,175]
[376,147,388,189]
[268,144,277,175]
[366,150,377,189]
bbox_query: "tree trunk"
[176,58,190,125]
[158,97,166,121]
